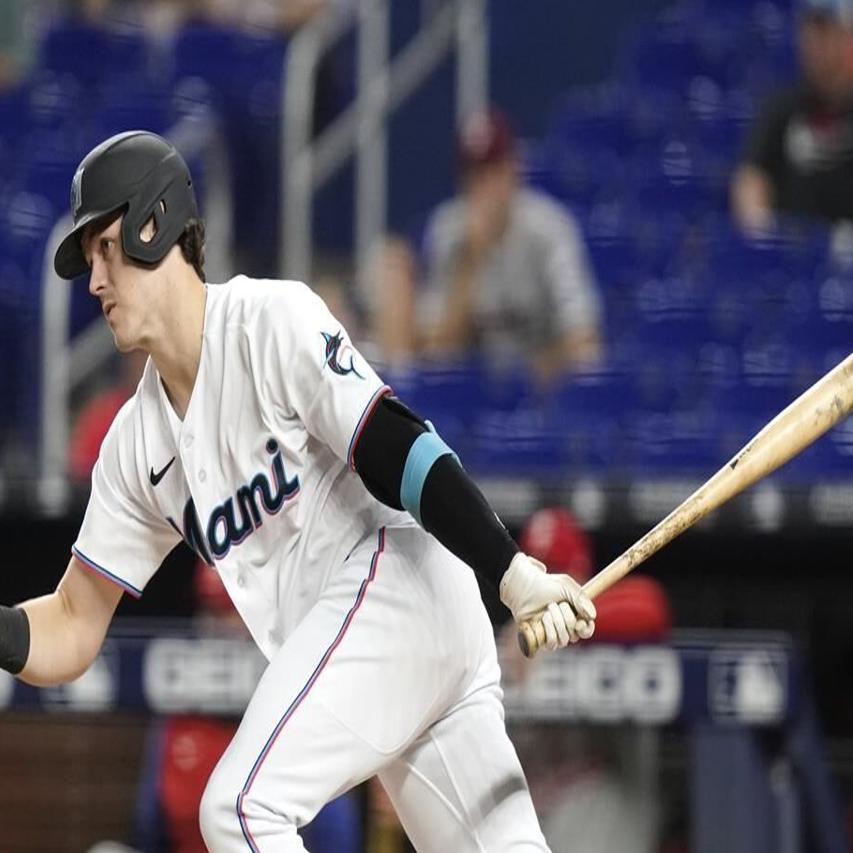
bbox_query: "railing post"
[355,0,390,294]
[455,0,488,127]
[38,217,73,516]
[282,21,321,281]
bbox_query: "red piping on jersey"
[236,526,386,851]
[71,545,143,598]
[347,384,392,470]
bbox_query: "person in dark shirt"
[731,0,853,233]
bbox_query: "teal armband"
[400,425,457,525]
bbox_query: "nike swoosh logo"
[149,456,176,486]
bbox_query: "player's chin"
[111,327,135,354]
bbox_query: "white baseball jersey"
[73,276,410,659]
[71,275,550,852]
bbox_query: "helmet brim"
[53,205,125,280]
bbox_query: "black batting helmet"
[53,130,198,280]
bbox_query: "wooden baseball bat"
[519,350,853,658]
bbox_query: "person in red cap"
[501,507,673,853]
[371,107,603,385]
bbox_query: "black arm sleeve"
[419,454,519,588]
[0,605,30,675]
[353,396,519,588]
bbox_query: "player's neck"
[148,273,207,421]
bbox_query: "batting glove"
[499,553,596,650]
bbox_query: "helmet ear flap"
[122,169,194,266]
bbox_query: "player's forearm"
[15,591,103,686]
[418,454,519,585]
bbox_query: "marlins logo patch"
[321,330,364,378]
[71,167,84,218]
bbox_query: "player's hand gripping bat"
[519,350,853,658]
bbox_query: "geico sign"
[143,637,266,714]
[504,645,681,724]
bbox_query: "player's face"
[83,215,158,353]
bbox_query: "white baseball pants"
[199,525,550,852]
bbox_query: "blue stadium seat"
[623,409,722,476]
[554,364,635,473]
[383,361,488,455]
[466,408,567,476]
[0,189,57,281]
[810,272,853,348]
[171,22,287,274]
[632,274,714,346]
[95,76,173,138]
[37,19,149,88]
[172,23,286,113]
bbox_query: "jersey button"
[268,628,282,645]
[237,574,246,588]
[184,435,194,448]
[199,469,207,482]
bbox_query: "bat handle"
[517,620,546,658]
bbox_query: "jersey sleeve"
[258,282,391,469]
[72,403,181,597]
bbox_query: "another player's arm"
[532,207,603,385]
[423,241,483,352]
[731,163,775,234]
[353,396,596,649]
[532,327,602,387]
[730,95,786,236]
[0,555,123,685]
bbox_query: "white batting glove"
[499,552,596,650]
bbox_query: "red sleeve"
[68,388,130,481]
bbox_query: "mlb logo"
[708,647,788,724]
[71,167,84,217]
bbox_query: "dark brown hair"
[178,218,206,280]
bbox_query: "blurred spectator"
[732,0,853,235]
[134,560,363,853]
[203,0,329,33]
[75,0,332,36]
[139,0,331,35]
[69,351,147,484]
[311,255,362,340]
[500,506,671,687]
[499,506,671,853]
[0,0,36,88]
[371,107,603,386]
[520,508,670,642]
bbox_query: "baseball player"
[0,131,596,852]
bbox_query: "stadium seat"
[37,19,149,88]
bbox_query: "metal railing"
[37,114,233,515]
[281,0,488,287]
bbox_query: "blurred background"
[2,0,853,850]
